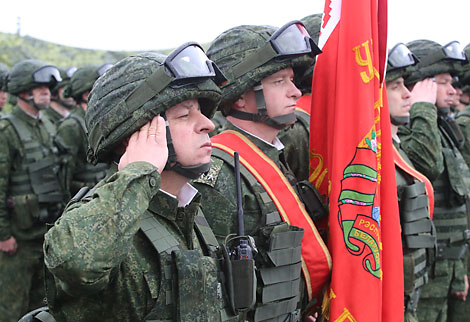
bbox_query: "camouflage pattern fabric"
[399,101,469,322]
[0,242,46,322]
[193,121,308,320]
[0,105,60,321]
[44,162,228,322]
[394,141,435,321]
[209,110,227,137]
[41,106,64,127]
[398,102,444,181]
[278,109,310,182]
[54,107,108,197]
[456,108,470,167]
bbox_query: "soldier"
[448,43,470,322]
[54,65,111,198]
[0,62,9,111]
[386,43,437,322]
[42,68,76,123]
[193,22,331,321]
[278,13,322,182]
[43,46,238,321]
[398,40,469,322]
[0,59,66,322]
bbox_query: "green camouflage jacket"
[397,102,444,181]
[44,162,230,322]
[41,106,64,127]
[278,109,310,182]
[0,105,56,241]
[456,108,470,167]
[54,107,108,197]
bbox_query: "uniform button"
[149,177,157,187]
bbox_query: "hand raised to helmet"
[118,115,168,173]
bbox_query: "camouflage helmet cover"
[7,59,61,95]
[0,63,9,91]
[63,65,101,101]
[207,24,314,110]
[86,52,222,164]
[405,39,464,85]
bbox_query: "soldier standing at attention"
[386,43,438,322]
[193,22,331,321]
[43,47,239,322]
[42,67,76,122]
[54,64,111,198]
[398,40,470,322]
[0,63,10,112]
[0,59,65,322]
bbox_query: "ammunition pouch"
[254,222,304,322]
[295,180,328,223]
[399,182,436,249]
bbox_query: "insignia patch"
[194,157,224,187]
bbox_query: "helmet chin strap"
[51,97,75,109]
[18,92,48,111]
[162,113,211,179]
[390,115,410,126]
[228,83,296,130]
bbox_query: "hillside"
[0,31,172,68]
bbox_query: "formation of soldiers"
[0,12,468,322]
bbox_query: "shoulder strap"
[68,113,87,135]
[140,211,180,254]
[1,114,34,142]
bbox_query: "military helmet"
[405,39,467,85]
[0,63,9,91]
[207,21,319,108]
[87,45,223,165]
[297,13,323,93]
[51,66,77,95]
[63,63,112,102]
[18,307,52,322]
[7,59,62,95]
[386,43,419,83]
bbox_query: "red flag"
[309,0,403,321]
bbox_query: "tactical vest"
[396,166,436,294]
[140,208,237,322]
[203,148,307,322]
[61,112,108,187]
[2,114,65,226]
[432,118,470,260]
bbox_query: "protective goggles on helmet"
[97,63,113,76]
[66,66,77,78]
[232,20,321,78]
[123,42,226,109]
[420,40,468,66]
[388,43,419,69]
[33,66,62,84]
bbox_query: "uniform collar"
[12,104,42,125]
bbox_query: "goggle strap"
[232,42,277,79]
[126,68,172,112]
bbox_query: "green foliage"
[0,32,175,68]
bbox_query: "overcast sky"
[0,0,469,52]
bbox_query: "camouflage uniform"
[41,106,64,127]
[398,39,470,320]
[194,23,330,321]
[44,163,233,322]
[54,106,108,198]
[43,49,236,321]
[394,140,437,322]
[0,106,64,322]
